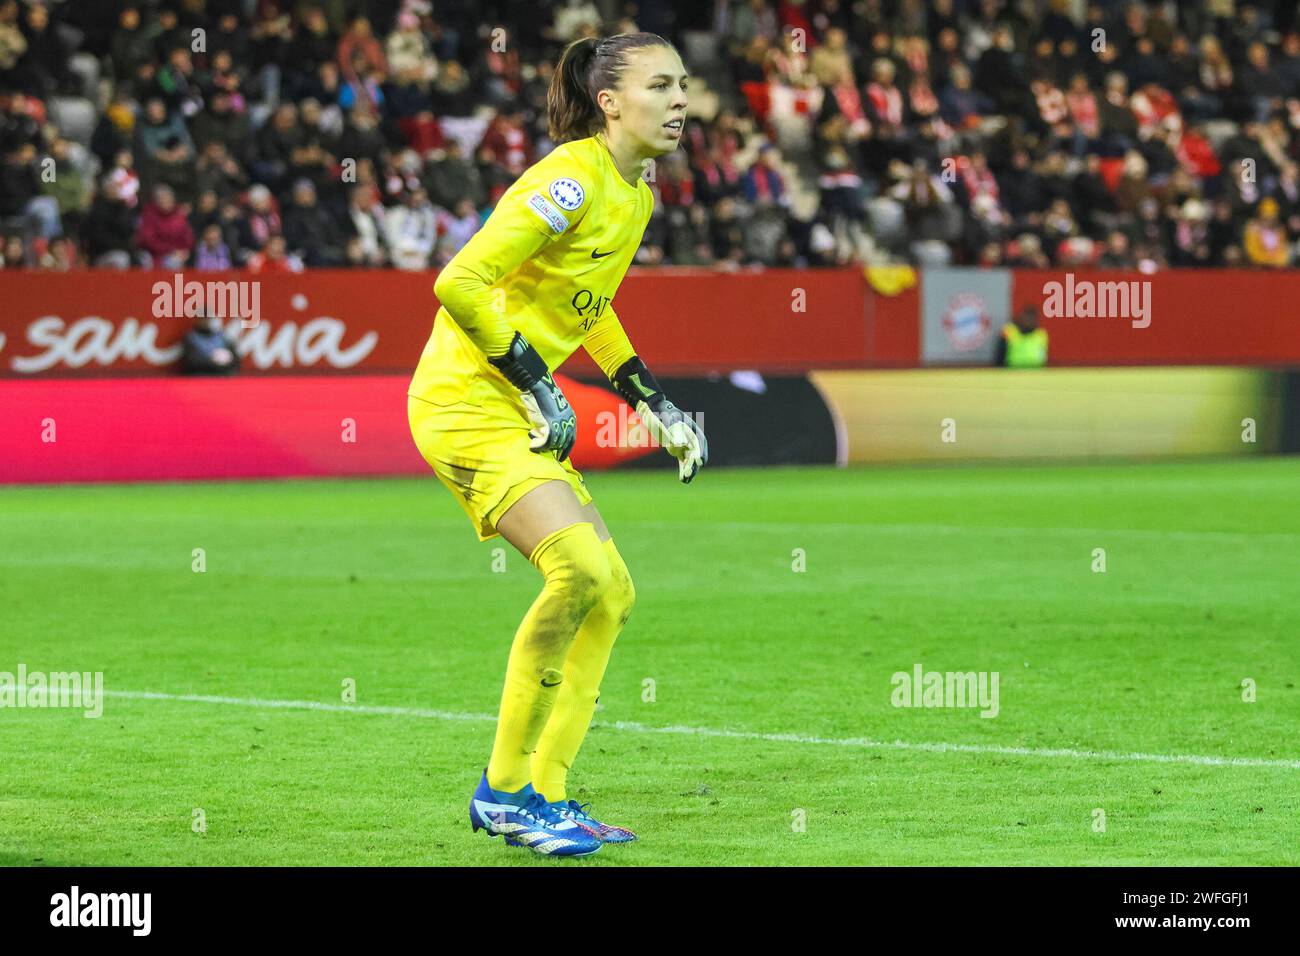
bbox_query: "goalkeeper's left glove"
[611,356,708,483]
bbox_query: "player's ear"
[596,87,620,122]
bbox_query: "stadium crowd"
[3,0,1300,272]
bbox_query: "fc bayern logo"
[942,293,992,351]
[549,178,585,211]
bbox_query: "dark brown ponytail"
[547,32,674,143]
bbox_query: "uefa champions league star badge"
[549,178,585,211]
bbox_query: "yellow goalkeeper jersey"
[408,135,653,409]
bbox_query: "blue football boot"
[468,771,602,857]
[550,799,638,844]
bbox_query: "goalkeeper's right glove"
[488,331,577,461]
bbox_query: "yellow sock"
[485,521,611,793]
[533,537,635,802]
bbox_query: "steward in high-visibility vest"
[996,307,1048,368]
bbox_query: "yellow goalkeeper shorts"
[407,393,592,542]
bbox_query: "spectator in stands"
[237,183,280,256]
[191,91,252,166]
[91,92,137,167]
[156,44,203,120]
[8,0,1300,275]
[136,184,193,270]
[975,23,1026,117]
[250,3,293,105]
[284,178,346,268]
[108,5,153,85]
[385,185,438,271]
[1098,229,1136,268]
[193,223,233,272]
[338,102,386,171]
[665,203,715,266]
[246,234,302,274]
[0,139,60,240]
[85,176,137,269]
[743,144,787,206]
[1,232,27,267]
[710,195,747,267]
[810,27,853,87]
[551,0,602,43]
[424,139,484,210]
[298,60,344,109]
[288,7,337,97]
[434,197,480,266]
[12,1,70,97]
[337,16,388,83]
[387,10,436,83]
[252,103,301,194]
[1243,196,1292,268]
[339,53,386,114]
[1275,162,1300,233]
[479,109,533,177]
[939,63,993,130]
[39,137,89,243]
[691,138,743,206]
[195,140,249,202]
[189,188,221,241]
[1169,198,1213,267]
[210,13,252,72]
[1240,41,1288,121]
[427,58,470,115]
[344,184,387,268]
[100,149,139,209]
[134,96,195,199]
[290,98,339,191]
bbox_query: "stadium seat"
[47,97,97,148]
[867,197,906,250]
[67,53,100,101]
[911,239,953,267]
[679,30,720,71]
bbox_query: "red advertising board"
[1011,269,1300,366]
[0,373,647,484]
[0,268,874,379]
[1,268,1295,377]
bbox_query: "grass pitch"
[2,458,1297,866]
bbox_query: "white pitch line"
[104,689,497,723]
[101,690,1300,770]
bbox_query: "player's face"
[608,46,689,157]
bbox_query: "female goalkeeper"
[407,32,707,858]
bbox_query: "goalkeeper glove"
[611,356,708,483]
[489,331,577,461]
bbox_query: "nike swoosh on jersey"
[590,249,616,259]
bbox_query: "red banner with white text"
[0,268,1297,378]
[0,268,875,379]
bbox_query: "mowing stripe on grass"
[103,689,1300,771]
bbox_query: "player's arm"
[433,211,552,358]
[588,311,708,483]
[434,167,590,460]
